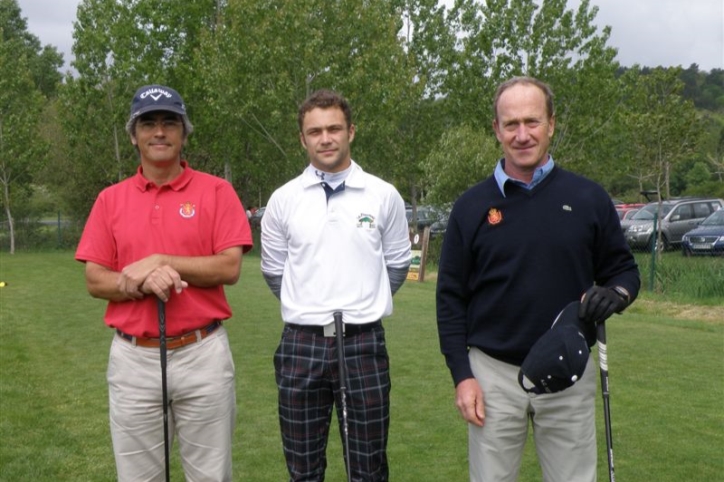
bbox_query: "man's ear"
[348,124,355,143]
[130,135,138,146]
[299,132,307,149]
[492,119,502,142]
[548,114,556,138]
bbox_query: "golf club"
[597,321,615,482]
[157,297,171,482]
[333,311,352,482]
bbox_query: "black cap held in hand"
[518,301,591,395]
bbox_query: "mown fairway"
[0,252,722,481]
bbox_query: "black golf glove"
[578,286,628,325]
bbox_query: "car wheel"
[659,235,670,252]
[648,235,668,252]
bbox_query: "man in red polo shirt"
[76,84,252,481]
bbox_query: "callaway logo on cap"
[129,84,187,120]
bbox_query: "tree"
[0,33,46,253]
[0,0,61,252]
[441,0,621,180]
[618,67,702,199]
[388,0,458,209]
[189,0,415,206]
[617,67,704,253]
[58,0,219,219]
[422,125,499,203]
[0,0,62,97]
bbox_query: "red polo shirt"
[76,161,253,337]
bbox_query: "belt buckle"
[323,321,343,338]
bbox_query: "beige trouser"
[468,347,597,482]
[107,326,236,482]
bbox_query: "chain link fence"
[0,213,83,251]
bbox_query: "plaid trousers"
[274,323,390,482]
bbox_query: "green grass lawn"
[0,251,722,481]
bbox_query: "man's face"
[131,112,186,164]
[299,107,355,173]
[492,83,555,180]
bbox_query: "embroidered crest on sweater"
[488,208,503,225]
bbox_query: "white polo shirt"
[261,161,411,325]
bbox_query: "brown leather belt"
[116,320,222,350]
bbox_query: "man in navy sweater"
[436,76,640,482]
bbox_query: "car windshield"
[631,204,673,220]
[701,209,724,226]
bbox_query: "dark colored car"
[681,209,724,256]
[249,206,265,229]
[429,212,449,238]
[406,205,444,232]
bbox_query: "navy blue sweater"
[436,166,640,386]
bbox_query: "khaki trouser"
[468,347,597,482]
[108,326,236,482]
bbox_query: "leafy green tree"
[618,67,702,199]
[0,0,62,97]
[0,33,46,253]
[430,0,625,201]
[0,0,61,252]
[190,0,414,206]
[685,161,711,189]
[58,0,218,219]
[422,125,499,203]
[381,0,458,208]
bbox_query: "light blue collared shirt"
[494,156,555,197]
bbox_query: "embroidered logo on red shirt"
[179,202,196,219]
[488,208,502,225]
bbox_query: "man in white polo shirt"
[261,89,411,482]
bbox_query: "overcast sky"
[16,0,724,73]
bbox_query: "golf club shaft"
[157,298,171,482]
[333,311,352,482]
[597,322,615,482]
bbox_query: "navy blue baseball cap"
[518,301,592,395]
[126,85,193,135]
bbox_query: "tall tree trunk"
[664,161,671,200]
[2,181,14,254]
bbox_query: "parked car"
[429,212,450,238]
[406,205,445,232]
[681,209,724,256]
[615,203,645,230]
[249,206,266,229]
[619,208,641,221]
[624,197,724,251]
[616,203,645,220]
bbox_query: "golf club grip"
[157,298,166,339]
[156,298,171,482]
[597,322,615,482]
[333,311,343,328]
[333,311,352,481]
[333,312,346,383]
